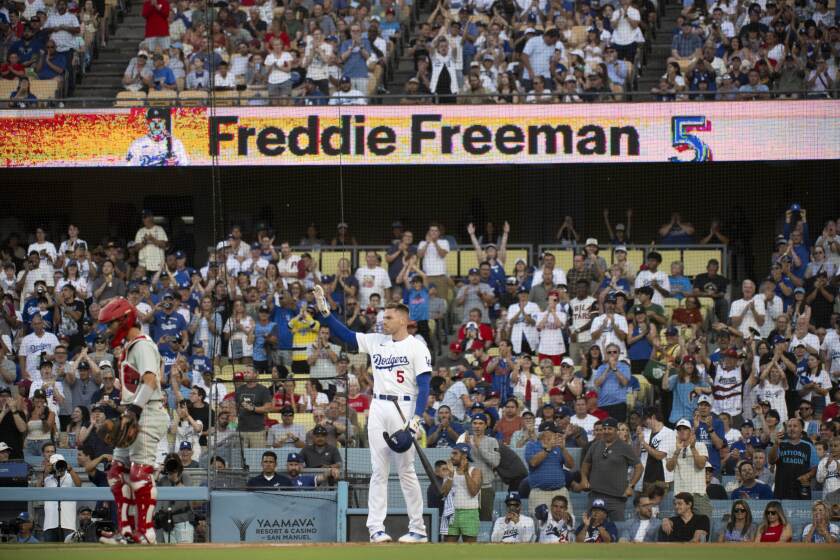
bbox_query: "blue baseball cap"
[590,498,608,512]
[179,441,192,451]
[251,242,261,250]
[468,267,479,275]
[174,250,186,259]
[287,453,304,464]
[17,512,31,522]
[505,491,522,504]
[471,413,489,423]
[454,443,472,461]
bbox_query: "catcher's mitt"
[98,406,141,448]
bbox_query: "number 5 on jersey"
[395,370,405,383]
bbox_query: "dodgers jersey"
[126,135,189,167]
[120,335,165,403]
[356,332,432,396]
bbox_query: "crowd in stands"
[2,0,837,105]
[1,0,109,105]
[0,205,839,543]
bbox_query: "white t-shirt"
[640,425,676,484]
[634,270,670,306]
[729,296,766,338]
[134,225,168,272]
[27,241,57,266]
[417,239,450,276]
[20,331,60,379]
[821,330,840,376]
[265,51,293,84]
[536,309,567,356]
[569,296,596,344]
[214,71,237,88]
[611,6,641,46]
[531,267,568,288]
[43,471,76,530]
[790,332,820,353]
[795,369,831,403]
[590,313,629,359]
[354,266,392,307]
[672,441,708,495]
[759,295,784,337]
[569,413,598,441]
[45,12,80,52]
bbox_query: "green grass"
[4,543,839,560]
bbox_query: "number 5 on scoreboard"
[669,116,713,163]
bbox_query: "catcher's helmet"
[98,297,138,348]
[383,428,413,453]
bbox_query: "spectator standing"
[234,369,272,448]
[667,418,710,516]
[339,23,372,95]
[417,223,451,302]
[142,0,171,52]
[637,407,675,495]
[611,0,642,62]
[525,422,575,516]
[267,406,306,449]
[44,1,80,56]
[634,252,670,307]
[592,344,631,421]
[41,453,81,541]
[768,416,817,499]
[458,413,499,522]
[441,443,482,543]
[580,417,642,522]
[133,210,168,276]
[355,251,391,308]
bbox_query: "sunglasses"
[734,507,747,513]
[766,511,778,516]
[282,412,294,417]
[606,350,619,355]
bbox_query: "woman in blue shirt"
[662,356,710,425]
[627,306,658,375]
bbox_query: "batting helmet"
[383,429,413,453]
[98,297,138,348]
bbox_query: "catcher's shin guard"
[129,463,158,541]
[107,460,135,536]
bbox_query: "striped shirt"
[711,364,744,417]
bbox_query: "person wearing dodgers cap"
[667,417,711,518]
[574,498,618,542]
[490,490,536,543]
[283,452,339,489]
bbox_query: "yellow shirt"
[289,315,319,361]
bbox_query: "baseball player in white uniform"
[126,107,189,166]
[97,298,169,544]
[314,286,431,543]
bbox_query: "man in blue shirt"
[36,40,67,82]
[152,291,188,345]
[339,23,372,93]
[593,344,631,422]
[404,274,431,345]
[730,460,773,500]
[172,251,195,288]
[151,53,176,91]
[524,423,575,514]
[272,293,296,368]
[253,304,277,374]
[426,405,464,448]
[15,512,39,544]
[694,395,727,473]
[668,261,693,301]
[10,25,44,68]
[284,452,338,489]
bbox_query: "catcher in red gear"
[97,297,169,544]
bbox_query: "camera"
[154,507,175,532]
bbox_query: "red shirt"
[822,402,839,423]
[495,416,523,444]
[759,523,784,542]
[142,0,170,38]
[589,406,608,421]
[0,63,24,79]
[456,323,494,351]
[348,394,370,413]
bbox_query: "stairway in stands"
[73,9,146,102]
[637,2,681,99]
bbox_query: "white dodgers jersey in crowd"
[126,135,189,167]
[120,335,165,403]
[356,332,432,395]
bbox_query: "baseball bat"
[391,399,443,496]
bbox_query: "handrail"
[3,89,836,109]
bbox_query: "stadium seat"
[554,249,574,272]
[0,79,19,99]
[212,90,240,106]
[179,90,208,107]
[683,249,722,276]
[459,249,479,276]
[445,250,459,276]
[320,250,353,275]
[147,89,177,106]
[506,248,529,268]
[655,250,682,268]
[114,90,147,107]
[29,79,59,101]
